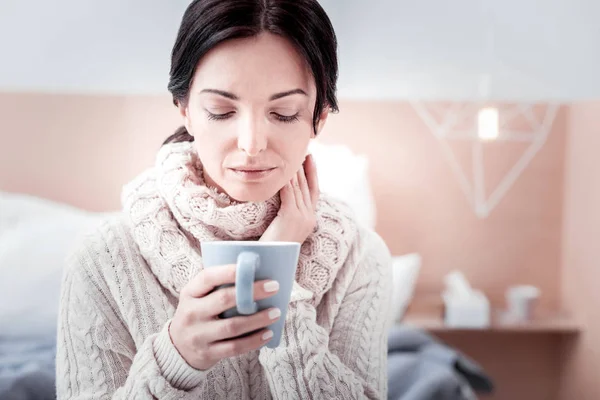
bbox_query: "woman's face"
[179,32,328,202]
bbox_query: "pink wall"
[321,102,565,310]
[0,94,566,309]
[1,94,566,307]
[0,93,570,399]
[0,93,181,210]
[559,102,600,400]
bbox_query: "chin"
[223,183,280,203]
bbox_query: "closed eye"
[205,110,300,123]
[272,112,300,123]
[206,111,235,121]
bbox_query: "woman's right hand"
[169,264,281,371]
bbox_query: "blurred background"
[1,0,599,399]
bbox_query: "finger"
[304,154,320,208]
[279,181,294,212]
[297,160,312,210]
[182,264,237,298]
[208,328,274,360]
[207,306,281,342]
[291,174,303,209]
[199,279,280,318]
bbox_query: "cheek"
[187,112,231,172]
[277,132,311,177]
[192,133,230,177]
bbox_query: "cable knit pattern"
[259,230,393,400]
[122,142,358,305]
[56,141,393,399]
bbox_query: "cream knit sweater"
[55,142,393,399]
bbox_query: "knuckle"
[198,270,209,285]
[218,289,233,307]
[219,265,235,283]
[181,309,197,326]
[221,320,239,337]
[231,340,245,355]
[223,341,241,357]
[196,269,208,284]
[183,271,206,297]
[227,266,237,281]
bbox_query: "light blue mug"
[200,241,301,348]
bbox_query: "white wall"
[327,0,600,101]
[1,0,599,100]
[0,0,188,94]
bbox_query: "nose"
[237,116,267,157]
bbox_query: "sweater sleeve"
[258,230,393,399]
[55,240,211,399]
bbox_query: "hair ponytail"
[162,126,194,145]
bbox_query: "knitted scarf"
[121,141,357,306]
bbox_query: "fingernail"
[268,308,281,320]
[262,330,274,340]
[264,281,279,292]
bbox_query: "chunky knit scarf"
[121,141,357,306]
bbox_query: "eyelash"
[206,111,300,124]
[206,112,234,121]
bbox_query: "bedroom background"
[1,1,599,399]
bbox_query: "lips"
[228,167,276,181]
[231,167,275,172]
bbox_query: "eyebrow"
[200,88,308,101]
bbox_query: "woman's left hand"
[260,154,319,243]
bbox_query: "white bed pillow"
[309,141,377,230]
[0,191,87,226]
[389,253,422,324]
[0,192,111,338]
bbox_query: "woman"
[56,0,393,399]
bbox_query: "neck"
[122,140,357,302]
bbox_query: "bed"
[0,190,493,400]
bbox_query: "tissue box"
[443,290,491,328]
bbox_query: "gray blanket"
[0,369,55,400]
[387,325,493,400]
[0,337,56,400]
[1,326,491,400]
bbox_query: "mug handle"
[236,251,259,315]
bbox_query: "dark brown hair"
[163,0,339,145]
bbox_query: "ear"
[177,101,193,135]
[313,108,330,138]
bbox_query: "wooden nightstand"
[401,294,580,334]
[402,310,580,334]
